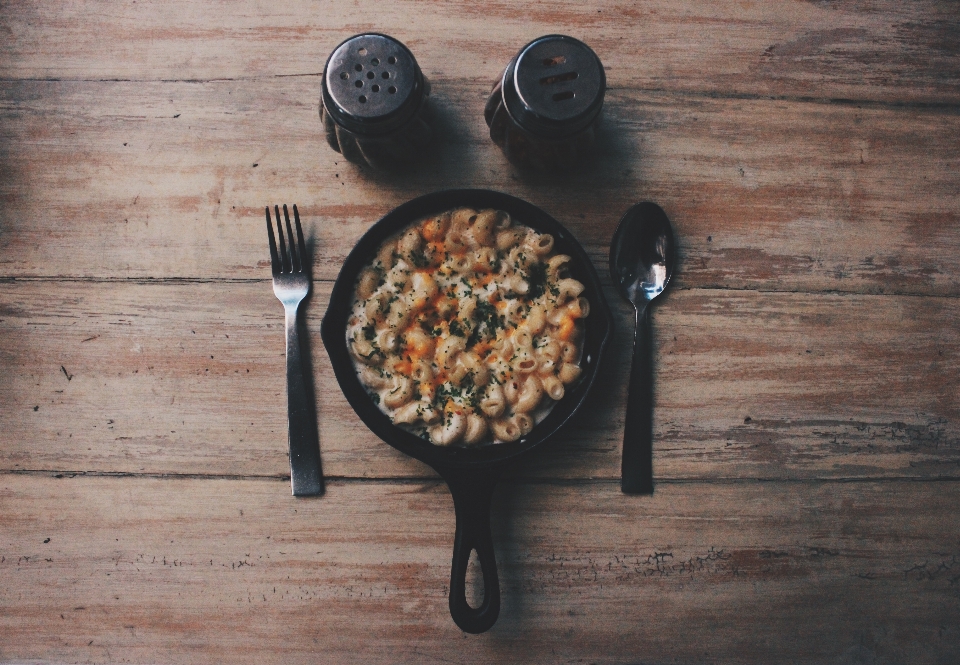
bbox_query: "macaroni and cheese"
[347,207,589,446]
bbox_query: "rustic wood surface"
[1,1,958,663]
[3,475,960,664]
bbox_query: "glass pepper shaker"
[320,33,432,171]
[484,35,605,171]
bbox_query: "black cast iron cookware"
[320,189,613,633]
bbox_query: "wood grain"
[2,0,958,105]
[2,1,958,660]
[2,280,957,480]
[2,80,959,296]
[2,474,959,664]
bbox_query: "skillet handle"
[442,468,501,634]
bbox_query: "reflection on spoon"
[609,202,676,494]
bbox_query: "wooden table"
[2,2,959,662]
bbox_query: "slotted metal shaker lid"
[502,35,605,138]
[322,33,425,135]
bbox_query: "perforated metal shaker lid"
[502,35,605,139]
[322,33,425,135]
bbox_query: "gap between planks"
[4,76,960,113]
[4,470,960,485]
[4,276,960,301]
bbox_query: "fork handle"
[285,306,324,496]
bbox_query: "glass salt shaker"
[320,33,432,171]
[484,35,605,171]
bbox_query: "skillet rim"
[320,188,613,470]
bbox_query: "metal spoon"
[609,202,676,494]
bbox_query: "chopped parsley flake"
[527,262,547,299]
[408,249,431,268]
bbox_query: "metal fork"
[266,204,324,496]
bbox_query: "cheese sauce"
[347,207,588,446]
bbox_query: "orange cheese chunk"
[421,218,447,243]
[557,315,576,341]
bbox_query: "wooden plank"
[1,0,958,105]
[1,474,958,663]
[2,280,957,480]
[2,79,958,295]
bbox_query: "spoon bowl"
[609,202,676,494]
[610,202,676,307]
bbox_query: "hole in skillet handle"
[465,548,484,607]
[320,189,614,634]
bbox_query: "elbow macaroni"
[347,208,589,446]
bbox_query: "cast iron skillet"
[320,189,612,633]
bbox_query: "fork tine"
[265,206,281,275]
[283,204,300,273]
[293,205,307,274]
[274,205,289,273]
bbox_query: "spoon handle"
[622,305,654,494]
